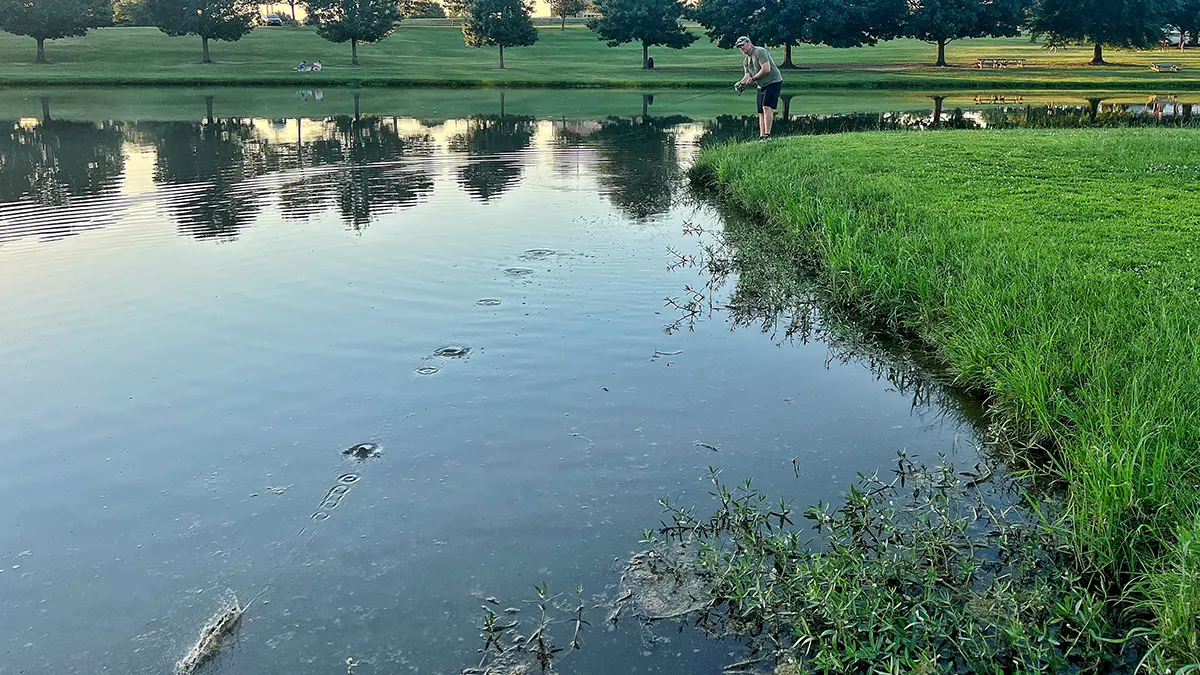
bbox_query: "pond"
[0,87,1180,675]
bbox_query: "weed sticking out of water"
[641,454,1129,673]
[175,594,244,675]
[477,299,503,306]
[416,366,440,375]
[466,584,585,675]
[504,267,535,277]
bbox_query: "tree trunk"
[780,94,792,119]
[351,40,358,66]
[499,44,505,69]
[40,97,51,122]
[561,15,566,31]
[290,2,296,20]
[935,39,947,67]
[202,36,211,63]
[782,42,796,69]
[642,42,650,69]
[1090,43,1106,65]
[353,93,361,120]
[500,92,506,118]
[36,38,46,63]
[205,95,214,124]
[1086,97,1102,123]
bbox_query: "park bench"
[974,58,1027,69]
[1150,62,1182,72]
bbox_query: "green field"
[693,129,1200,667]
[2,25,1200,89]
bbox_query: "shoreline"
[690,129,1200,668]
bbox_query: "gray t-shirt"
[744,46,783,88]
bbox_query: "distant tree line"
[0,0,1197,67]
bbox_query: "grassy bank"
[2,26,1200,90]
[692,129,1200,667]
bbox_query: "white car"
[265,14,284,26]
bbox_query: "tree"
[1030,0,1170,64]
[550,0,586,30]
[143,0,256,63]
[443,0,470,17]
[588,0,699,68]
[462,0,539,69]
[0,0,112,63]
[305,0,403,65]
[403,0,445,17]
[113,0,155,25]
[904,0,1026,66]
[691,0,904,68]
[1163,0,1200,49]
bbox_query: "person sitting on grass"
[311,60,322,72]
[297,61,308,71]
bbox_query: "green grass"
[692,128,1200,668]
[3,25,1200,89]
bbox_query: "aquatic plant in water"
[644,453,1128,674]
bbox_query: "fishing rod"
[663,84,744,110]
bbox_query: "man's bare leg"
[762,107,774,137]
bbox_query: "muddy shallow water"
[0,92,1010,675]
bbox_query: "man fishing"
[734,36,783,140]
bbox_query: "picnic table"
[1150,62,1182,72]
[974,58,1027,69]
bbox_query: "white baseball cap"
[734,36,751,47]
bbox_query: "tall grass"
[692,128,1200,667]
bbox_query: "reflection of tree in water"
[591,115,688,222]
[145,119,269,241]
[699,109,979,146]
[0,119,125,207]
[664,211,983,427]
[278,116,434,231]
[448,114,535,203]
[979,100,1198,129]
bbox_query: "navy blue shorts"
[757,81,782,113]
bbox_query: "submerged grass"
[691,128,1200,668]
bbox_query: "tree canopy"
[462,0,539,69]
[443,0,471,18]
[143,0,256,63]
[1165,0,1200,48]
[549,0,587,30]
[904,0,1026,66]
[1030,0,1170,64]
[691,0,905,67]
[588,0,699,68]
[305,0,403,65]
[0,0,112,62]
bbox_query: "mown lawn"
[693,129,1200,667]
[1,25,1200,89]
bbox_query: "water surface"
[0,90,1047,675]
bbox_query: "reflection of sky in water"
[2,108,980,675]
